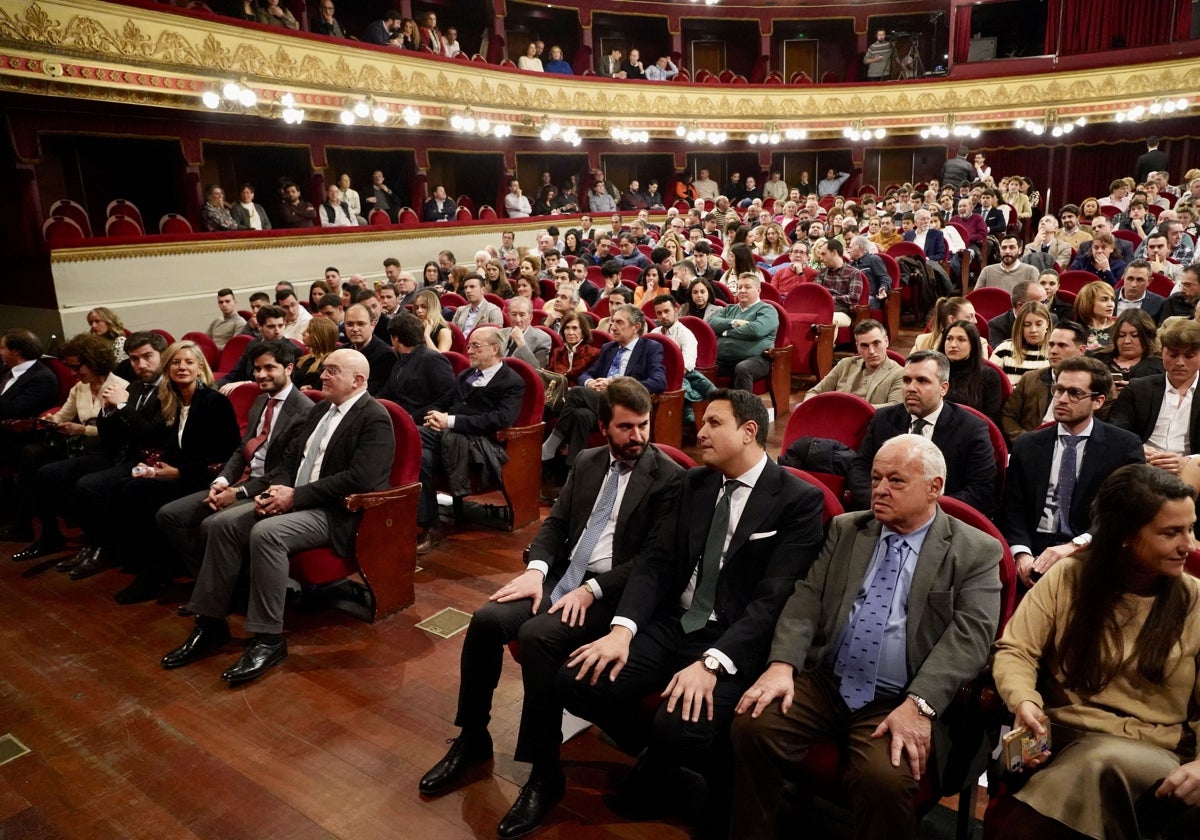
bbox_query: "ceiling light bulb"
[1176,98,1188,109]
[238,88,257,108]
[222,81,240,100]
[874,128,886,139]
[372,106,388,124]
[1149,101,1163,114]
[202,90,220,109]
[675,125,687,137]
[339,109,355,125]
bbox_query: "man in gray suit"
[160,349,394,685]
[501,296,551,369]
[730,434,1002,840]
[418,378,683,840]
[803,319,903,406]
[156,339,313,576]
[451,274,503,338]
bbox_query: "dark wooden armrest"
[344,485,418,512]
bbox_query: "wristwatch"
[907,693,937,719]
[699,654,725,677]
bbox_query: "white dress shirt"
[301,389,366,481]
[662,320,698,371]
[1148,373,1199,455]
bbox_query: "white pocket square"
[748,530,777,541]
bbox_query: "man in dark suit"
[378,313,454,422]
[846,351,997,513]
[161,348,394,685]
[542,304,666,469]
[1114,259,1166,323]
[1001,321,1088,442]
[999,357,1143,588]
[902,208,947,262]
[730,434,1002,840]
[218,306,287,392]
[0,329,58,421]
[64,331,170,579]
[343,303,395,395]
[423,185,456,222]
[417,326,525,552]
[1109,318,1200,471]
[156,340,314,576]
[362,11,402,46]
[557,389,826,838]
[1134,136,1169,186]
[417,379,684,838]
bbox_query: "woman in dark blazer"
[113,341,240,604]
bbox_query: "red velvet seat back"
[641,332,684,390]
[503,357,545,427]
[679,316,717,370]
[965,287,1012,322]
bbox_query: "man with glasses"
[416,327,525,553]
[771,242,816,299]
[998,356,1143,588]
[1110,317,1200,472]
[1156,263,1200,323]
[310,0,345,37]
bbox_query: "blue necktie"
[295,405,338,487]
[681,479,742,633]
[550,460,624,603]
[1055,435,1082,539]
[607,346,627,378]
[836,535,906,710]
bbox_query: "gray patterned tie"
[550,460,624,604]
[295,405,338,487]
[1055,435,1082,539]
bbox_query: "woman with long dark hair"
[681,277,722,323]
[1089,308,1163,390]
[991,464,1200,839]
[938,319,1003,425]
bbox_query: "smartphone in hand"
[1001,725,1051,772]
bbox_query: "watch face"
[703,655,720,671]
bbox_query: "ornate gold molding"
[3,0,1199,135]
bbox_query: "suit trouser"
[418,426,477,526]
[556,387,604,466]
[556,616,751,798]
[455,582,616,768]
[717,356,772,393]
[187,502,331,634]
[729,666,919,840]
[117,476,206,576]
[26,452,112,538]
[156,489,238,577]
[74,462,136,547]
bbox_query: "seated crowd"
[12,150,1200,840]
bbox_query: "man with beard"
[978,235,1039,293]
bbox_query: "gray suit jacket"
[502,325,552,369]
[452,301,504,333]
[768,508,1002,785]
[528,443,683,599]
[219,386,314,495]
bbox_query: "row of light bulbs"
[918,123,979,140]
[449,112,512,138]
[1015,116,1086,137]
[1115,98,1189,122]
[674,125,729,144]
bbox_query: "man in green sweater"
[708,272,779,391]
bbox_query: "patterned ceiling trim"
[3,0,1199,135]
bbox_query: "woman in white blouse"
[518,42,544,72]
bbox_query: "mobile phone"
[1001,725,1051,772]
[1111,372,1124,384]
[258,491,272,501]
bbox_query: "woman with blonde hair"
[87,306,127,361]
[414,288,452,352]
[1079,197,1101,226]
[756,222,788,262]
[114,340,239,603]
[295,317,338,389]
[1073,280,1116,351]
[990,300,1052,384]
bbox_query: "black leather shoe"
[418,732,493,796]
[69,546,112,580]
[57,545,93,573]
[162,620,232,669]
[220,637,288,685]
[416,525,444,556]
[497,769,566,838]
[11,537,67,561]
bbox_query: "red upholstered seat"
[226,382,260,436]
[446,322,467,354]
[781,391,874,499]
[456,195,474,214]
[159,213,192,234]
[397,207,420,226]
[443,351,469,375]
[983,359,1014,404]
[217,333,252,376]
[150,328,175,346]
[959,403,1008,504]
[439,291,467,309]
[759,281,783,304]
[680,315,718,381]
[1057,270,1100,295]
[288,399,421,621]
[41,357,76,404]
[42,215,85,243]
[965,287,1012,322]
[106,198,144,229]
[105,214,143,237]
[49,199,92,237]
[368,208,391,226]
[180,332,220,370]
[654,443,696,469]
[782,283,835,380]
[455,205,472,222]
[478,205,497,220]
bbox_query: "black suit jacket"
[0,360,58,420]
[218,386,314,494]
[529,444,684,599]
[268,392,394,557]
[987,311,1016,349]
[435,363,525,436]
[579,339,667,393]
[1134,149,1169,186]
[614,460,826,673]
[997,419,1145,552]
[1118,291,1166,323]
[378,345,455,422]
[1109,374,1200,454]
[160,386,241,490]
[423,197,455,222]
[95,379,168,460]
[848,401,997,513]
[363,19,395,45]
[351,336,397,396]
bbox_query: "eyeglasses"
[1051,385,1100,403]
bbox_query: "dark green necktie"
[682,479,741,633]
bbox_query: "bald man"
[162,348,395,686]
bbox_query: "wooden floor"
[0,326,988,839]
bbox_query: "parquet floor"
[0,326,988,839]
